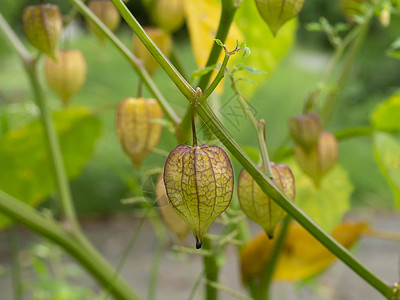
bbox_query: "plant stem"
[148,241,163,300]
[322,13,372,124]
[25,61,80,232]
[197,0,238,91]
[8,225,23,300]
[253,217,291,300]
[110,0,196,101]
[199,54,230,103]
[0,11,80,233]
[70,0,181,126]
[230,78,273,176]
[0,190,141,300]
[0,13,31,63]
[69,3,394,299]
[202,238,219,300]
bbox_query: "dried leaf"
[240,221,369,282]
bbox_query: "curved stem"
[197,0,238,91]
[109,0,196,101]
[322,13,372,124]
[26,61,80,232]
[70,0,181,126]
[199,54,230,103]
[71,3,394,299]
[0,190,141,300]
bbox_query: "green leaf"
[0,107,101,228]
[214,38,224,47]
[371,93,400,131]
[373,131,400,207]
[287,159,353,232]
[233,0,297,99]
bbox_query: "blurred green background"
[1,0,400,218]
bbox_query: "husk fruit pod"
[22,4,62,60]
[132,27,172,76]
[116,97,163,168]
[152,0,184,34]
[163,144,234,249]
[294,131,339,186]
[255,0,306,36]
[156,173,190,243]
[238,163,295,238]
[289,113,321,151]
[87,0,121,42]
[44,50,87,105]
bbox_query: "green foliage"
[233,0,297,98]
[289,159,353,232]
[0,107,101,227]
[373,132,400,207]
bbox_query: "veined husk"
[156,173,190,243]
[164,144,234,248]
[238,163,295,238]
[22,4,62,60]
[116,97,163,168]
[87,0,121,42]
[44,50,87,105]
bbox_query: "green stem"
[148,242,163,300]
[181,0,238,136]
[82,3,394,299]
[110,0,195,101]
[322,13,372,124]
[0,190,141,300]
[0,13,31,63]
[199,54,230,103]
[230,78,273,175]
[25,61,80,232]
[197,0,238,91]
[202,238,219,300]
[70,0,181,126]
[103,217,146,300]
[8,225,23,300]
[0,10,80,232]
[250,217,291,300]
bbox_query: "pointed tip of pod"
[266,230,275,240]
[196,239,202,249]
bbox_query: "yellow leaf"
[240,221,369,282]
[184,0,243,93]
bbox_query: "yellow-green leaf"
[373,131,400,207]
[287,158,353,232]
[184,0,243,93]
[233,0,297,98]
[371,93,400,131]
[240,221,368,281]
[0,108,101,229]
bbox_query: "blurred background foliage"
[0,0,399,221]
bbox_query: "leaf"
[373,131,400,207]
[184,0,244,94]
[233,0,297,98]
[371,93,400,131]
[240,221,368,281]
[287,158,353,232]
[0,107,101,228]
